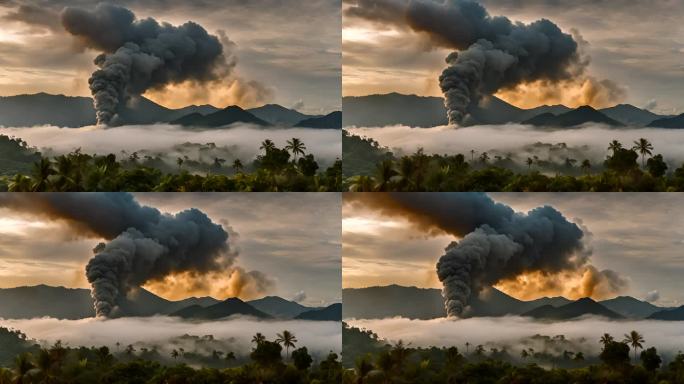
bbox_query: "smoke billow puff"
[345,0,621,124]
[347,193,626,317]
[61,4,228,125]
[0,193,272,317]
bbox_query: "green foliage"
[0,328,342,384]
[600,341,631,367]
[250,341,283,367]
[0,328,39,367]
[292,347,313,371]
[344,133,684,191]
[0,138,341,191]
[0,135,41,177]
[340,325,683,383]
[647,154,668,177]
[641,347,662,372]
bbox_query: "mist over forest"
[0,124,341,169]
[347,124,684,168]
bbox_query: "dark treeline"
[0,136,41,177]
[0,136,342,192]
[0,326,343,384]
[342,323,684,384]
[343,130,684,192]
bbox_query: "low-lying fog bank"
[347,316,684,358]
[0,124,341,167]
[1,316,341,359]
[347,124,684,167]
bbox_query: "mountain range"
[0,93,341,129]
[521,298,624,320]
[0,285,340,321]
[170,298,272,320]
[294,303,342,321]
[521,106,624,127]
[342,93,677,128]
[343,285,676,321]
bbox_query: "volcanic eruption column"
[0,193,252,317]
[61,4,228,125]
[346,0,584,124]
[348,193,625,317]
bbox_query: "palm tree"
[465,342,471,355]
[632,138,653,168]
[394,157,415,191]
[7,174,31,192]
[348,175,374,192]
[479,152,490,164]
[375,350,394,380]
[390,340,411,369]
[171,349,179,360]
[285,138,306,160]
[176,157,184,171]
[12,353,34,384]
[260,139,276,153]
[581,159,591,175]
[374,159,397,191]
[600,333,614,349]
[251,333,266,345]
[212,157,226,170]
[31,157,54,191]
[608,140,623,154]
[623,330,644,362]
[526,157,534,170]
[354,356,373,384]
[470,149,476,162]
[232,159,244,173]
[35,349,54,384]
[276,330,298,358]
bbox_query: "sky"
[0,193,341,307]
[343,0,684,114]
[0,0,341,114]
[343,192,684,307]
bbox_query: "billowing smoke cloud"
[346,193,625,317]
[61,4,230,125]
[645,290,660,303]
[292,290,307,303]
[345,0,621,124]
[0,193,272,317]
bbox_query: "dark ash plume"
[346,193,624,317]
[0,193,265,317]
[346,0,583,124]
[61,4,228,125]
